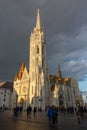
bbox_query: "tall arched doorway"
[19,97,24,107]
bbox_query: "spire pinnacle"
[58,64,62,78]
[36,9,41,29]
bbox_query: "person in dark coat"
[33,107,37,117]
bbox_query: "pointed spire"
[58,64,62,78]
[36,9,41,29]
[20,61,25,72]
[14,73,19,81]
[18,62,25,79]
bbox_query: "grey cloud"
[0,0,87,91]
[43,0,87,38]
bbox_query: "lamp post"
[16,94,18,107]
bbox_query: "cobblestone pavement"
[0,110,87,130]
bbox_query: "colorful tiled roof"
[49,75,71,86]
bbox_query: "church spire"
[36,9,41,29]
[58,64,62,78]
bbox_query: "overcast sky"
[0,0,87,91]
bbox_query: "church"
[12,9,82,110]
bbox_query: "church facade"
[12,9,82,110]
[12,9,49,110]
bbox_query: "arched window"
[31,98,33,104]
[37,46,39,54]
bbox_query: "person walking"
[26,106,30,119]
[33,107,37,117]
[47,106,54,127]
[26,106,32,119]
[76,111,81,124]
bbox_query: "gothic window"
[37,46,39,54]
[3,99,5,101]
[38,46,39,54]
[31,98,33,104]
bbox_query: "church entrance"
[19,97,24,108]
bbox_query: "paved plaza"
[0,110,87,130]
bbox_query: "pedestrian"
[26,106,30,119]
[13,107,18,117]
[20,106,23,114]
[76,111,81,124]
[47,106,54,127]
[29,105,32,116]
[33,107,37,117]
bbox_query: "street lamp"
[16,94,18,107]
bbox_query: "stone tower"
[29,9,49,110]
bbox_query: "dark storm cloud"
[43,0,87,35]
[0,0,87,90]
